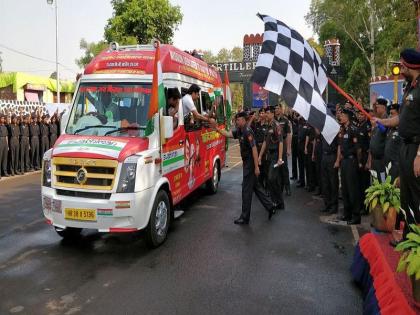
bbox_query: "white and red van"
[41,43,227,247]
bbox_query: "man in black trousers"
[338,109,362,225]
[20,114,31,173]
[0,114,9,179]
[211,112,276,225]
[29,113,40,170]
[7,114,21,176]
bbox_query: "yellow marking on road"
[222,161,242,173]
[351,225,360,245]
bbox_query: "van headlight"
[42,160,52,187]
[117,163,137,193]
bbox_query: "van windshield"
[66,83,152,137]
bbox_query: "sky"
[0,0,314,80]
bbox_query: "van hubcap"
[155,201,168,237]
[213,166,218,188]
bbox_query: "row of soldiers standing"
[244,98,401,226]
[0,112,61,180]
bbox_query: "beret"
[389,103,400,111]
[400,48,420,69]
[376,98,388,106]
[265,106,276,112]
[235,111,248,119]
[341,108,354,118]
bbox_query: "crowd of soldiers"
[234,97,401,226]
[0,110,62,180]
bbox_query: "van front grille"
[53,157,118,191]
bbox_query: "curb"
[0,171,41,182]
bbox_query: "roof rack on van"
[108,42,155,52]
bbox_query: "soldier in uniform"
[312,128,323,195]
[49,114,59,147]
[259,106,285,210]
[384,104,402,181]
[290,111,299,180]
[357,109,371,214]
[338,109,362,225]
[297,117,307,188]
[29,113,40,170]
[40,114,50,160]
[375,48,420,236]
[367,98,388,182]
[253,108,269,188]
[211,112,276,224]
[20,114,31,173]
[304,123,316,192]
[7,114,21,176]
[0,114,9,179]
[275,104,292,196]
[320,132,340,214]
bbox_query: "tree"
[306,0,416,78]
[216,48,232,63]
[50,71,57,79]
[104,0,183,45]
[75,39,108,69]
[231,46,243,62]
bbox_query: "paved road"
[0,146,362,315]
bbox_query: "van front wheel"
[206,162,220,194]
[145,190,171,248]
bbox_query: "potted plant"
[364,173,400,233]
[396,223,420,302]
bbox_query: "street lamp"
[47,0,60,104]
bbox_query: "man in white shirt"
[182,84,210,124]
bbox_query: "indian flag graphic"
[54,139,127,159]
[224,70,232,130]
[209,88,215,101]
[145,41,166,136]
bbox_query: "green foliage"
[104,0,183,45]
[396,224,420,280]
[75,39,108,69]
[306,0,417,102]
[343,58,370,103]
[202,47,244,63]
[364,175,400,214]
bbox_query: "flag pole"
[327,77,386,132]
[153,39,163,174]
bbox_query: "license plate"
[64,208,96,221]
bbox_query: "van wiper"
[73,125,115,135]
[104,126,144,136]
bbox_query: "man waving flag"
[146,41,166,136]
[251,14,339,144]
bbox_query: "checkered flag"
[251,14,339,144]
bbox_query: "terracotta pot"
[371,205,397,233]
[411,276,420,303]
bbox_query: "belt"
[402,135,420,144]
[343,155,355,159]
[323,152,336,155]
[372,155,384,160]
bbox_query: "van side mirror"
[161,116,174,138]
[60,110,70,134]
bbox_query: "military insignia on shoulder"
[407,93,414,101]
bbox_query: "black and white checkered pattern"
[251,14,339,144]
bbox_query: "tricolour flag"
[251,14,339,144]
[145,42,166,136]
[224,70,232,129]
[209,88,215,101]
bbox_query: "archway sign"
[209,34,279,110]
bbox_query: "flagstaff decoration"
[251,14,340,144]
[145,41,166,136]
[224,70,232,130]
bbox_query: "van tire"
[206,161,220,194]
[55,227,82,239]
[145,190,171,248]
